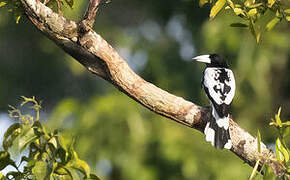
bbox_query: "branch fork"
[79,0,110,33]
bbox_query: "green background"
[0,0,289,179]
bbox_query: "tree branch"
[19,0,287,177]
[79,0,101,32]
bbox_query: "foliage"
[198,0,290,42]
[0,0,23,23]
[0,97,99,180]
[249,107,290,180]
[0,0,74,23]
[45,93,253,180]
[45,0,74,14]
[269,108,289,168]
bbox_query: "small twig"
[79,0,102,33]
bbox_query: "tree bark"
[19,0,287,177]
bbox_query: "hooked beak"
[192,55,211,64]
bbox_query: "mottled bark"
[19,0,287,177]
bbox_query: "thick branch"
[20,0,287,177]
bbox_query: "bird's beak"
[192,55,211,64]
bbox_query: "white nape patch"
[204,123,215,146]
[224,140,232,149]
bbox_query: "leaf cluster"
[0,0,24,23]
[0,0,74,23]
[0,97,99,180]
[198,0,290,42]
[249,107,290,180]
[269,108,290,167]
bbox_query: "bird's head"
[192,54,228,68]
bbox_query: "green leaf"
[267,0,275,8]
[248,8,257,17]
[275,138,283,161]
[283,151,289,163]
[249,159,260,180]
[0,2,6,7]
[55,166,71,176]
[257,130,261,153]
[55,165,80,179]
[3,123,21,151]
[199,0,209,7]
[32,161,49,180]
[284,9,290,14]
[233,8,244,16]
[48,137,58,149]
[246,3,263,8]
[230,23,248,28]
[282,121,290,126]
[7,125,37,158]
[244,0,253,7]
[15,16,21,24]
[67,167,81,180]
[68,151,91,178]
[210,0,226,19]
[57,132,75,163]
[275,138,289,162]
[277,138,289,162]
[275,107,282,127]
[266,17,280,30]
[226,0,235,9]
[58,133,71,152]
[18,125,37,152]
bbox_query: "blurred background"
[0,0,289,179]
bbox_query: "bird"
[192,54,235,149]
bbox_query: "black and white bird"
[193,54,235,149]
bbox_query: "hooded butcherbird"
[193,54,235,149]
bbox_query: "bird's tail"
[204,110,232,149]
